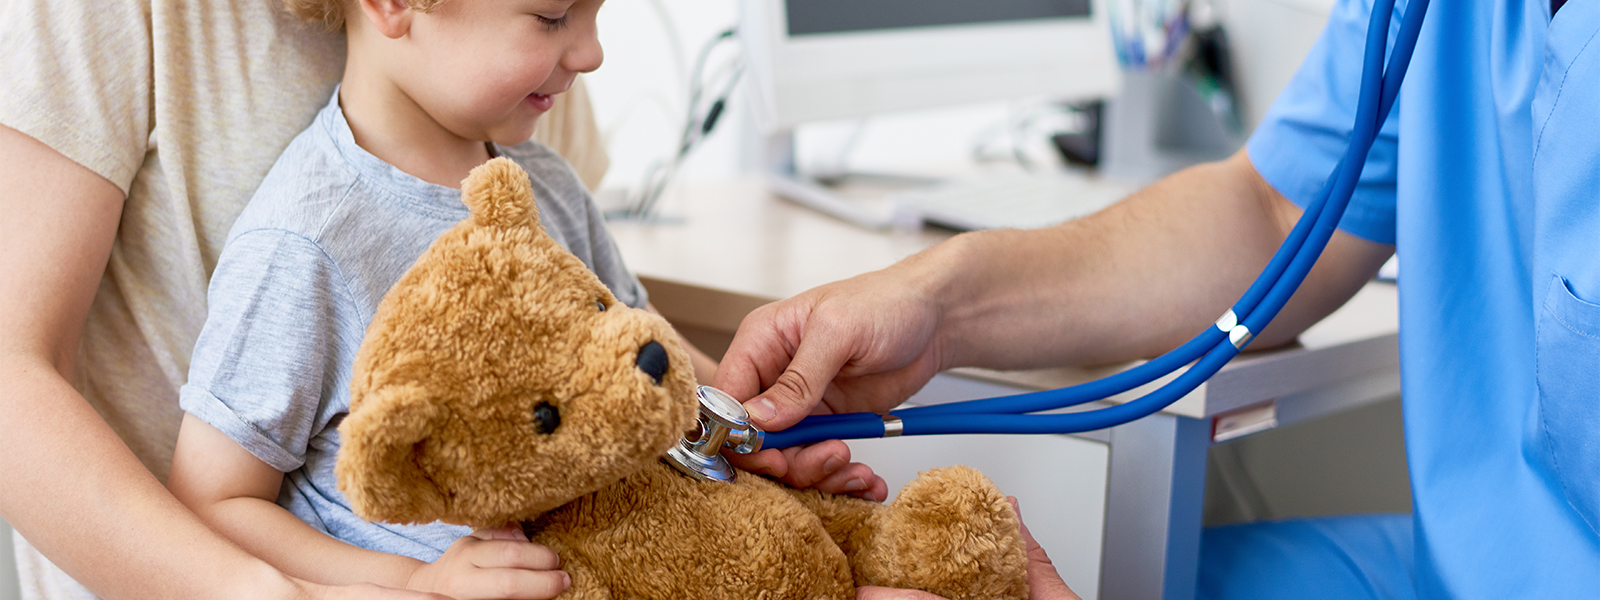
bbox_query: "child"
[166,0,712,597]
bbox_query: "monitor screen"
[744,0,1118,128]
[785,0,1092,37]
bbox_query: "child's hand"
[406,525,571,599]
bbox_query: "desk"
[608,178,1400,600]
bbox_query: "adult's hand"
[714,257,958,500]
[714,255,954,433]
[726,438,890,501]
[1011,497,1082,600]
[854,498,1081,600]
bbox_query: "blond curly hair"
[284,0,448,30]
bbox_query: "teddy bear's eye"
[595,300,607,312]
[532,402,561,435]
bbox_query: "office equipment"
[739,0,1121,228]
[741,0,1118,129]
[888,171,1133,231]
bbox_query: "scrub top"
[1199,0,1600,598]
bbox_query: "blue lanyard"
[767,0,1430,449]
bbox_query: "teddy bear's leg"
[850,465,1030,600]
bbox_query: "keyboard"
[888,172,1135,231]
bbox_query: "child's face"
[397,0,605,146]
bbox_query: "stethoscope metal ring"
[664,385,766,482]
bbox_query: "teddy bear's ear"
[459,157,540,229]
[335,383,449,525]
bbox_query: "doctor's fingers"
[813,461,889,502]
[782,440,889,500]
[746,313,873,431]
[718,307,849,431]
[715,299,816,403]
[726,447,790,479]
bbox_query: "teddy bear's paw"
[854,465,1029,600]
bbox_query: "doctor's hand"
[726,438,889,501]
[714,267,948,502]
[714,264,948,432]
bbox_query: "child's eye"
[536,14,569,31]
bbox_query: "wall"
[584,0,749,195]
[1214,0,1336,131]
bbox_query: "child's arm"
[169,414,571,600]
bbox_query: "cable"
[621,27,743,219]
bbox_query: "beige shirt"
[0,0,607,596]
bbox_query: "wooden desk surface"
[608,177,1399,420]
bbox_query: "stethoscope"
[667,0,1428,483]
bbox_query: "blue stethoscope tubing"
[766,0,1428,449]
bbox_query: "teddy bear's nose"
[636,341,670,385]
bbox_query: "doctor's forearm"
[927,150,1390,370]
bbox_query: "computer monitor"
[740,0,1120,131]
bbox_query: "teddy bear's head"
[335,158,698,529]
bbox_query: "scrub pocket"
[1536,275,1600,534]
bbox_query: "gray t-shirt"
[179,92,646,561]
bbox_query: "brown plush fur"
[336,158,1029,599]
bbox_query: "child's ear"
[353,0,414,39]
[335,383,448,524]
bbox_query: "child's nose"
[635,341,669,385]
[564,30,603,74]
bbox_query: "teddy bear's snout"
[635,341,670,385]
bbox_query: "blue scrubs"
[1200,0,1600,597]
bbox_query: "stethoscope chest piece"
[664,385,766,483]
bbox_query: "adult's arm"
[0,124,443,600]
[716,149,1394,431]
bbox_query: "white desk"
[608,178,1400,600]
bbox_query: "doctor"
[717,0,1600,598]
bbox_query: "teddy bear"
[334,157,1030,600]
